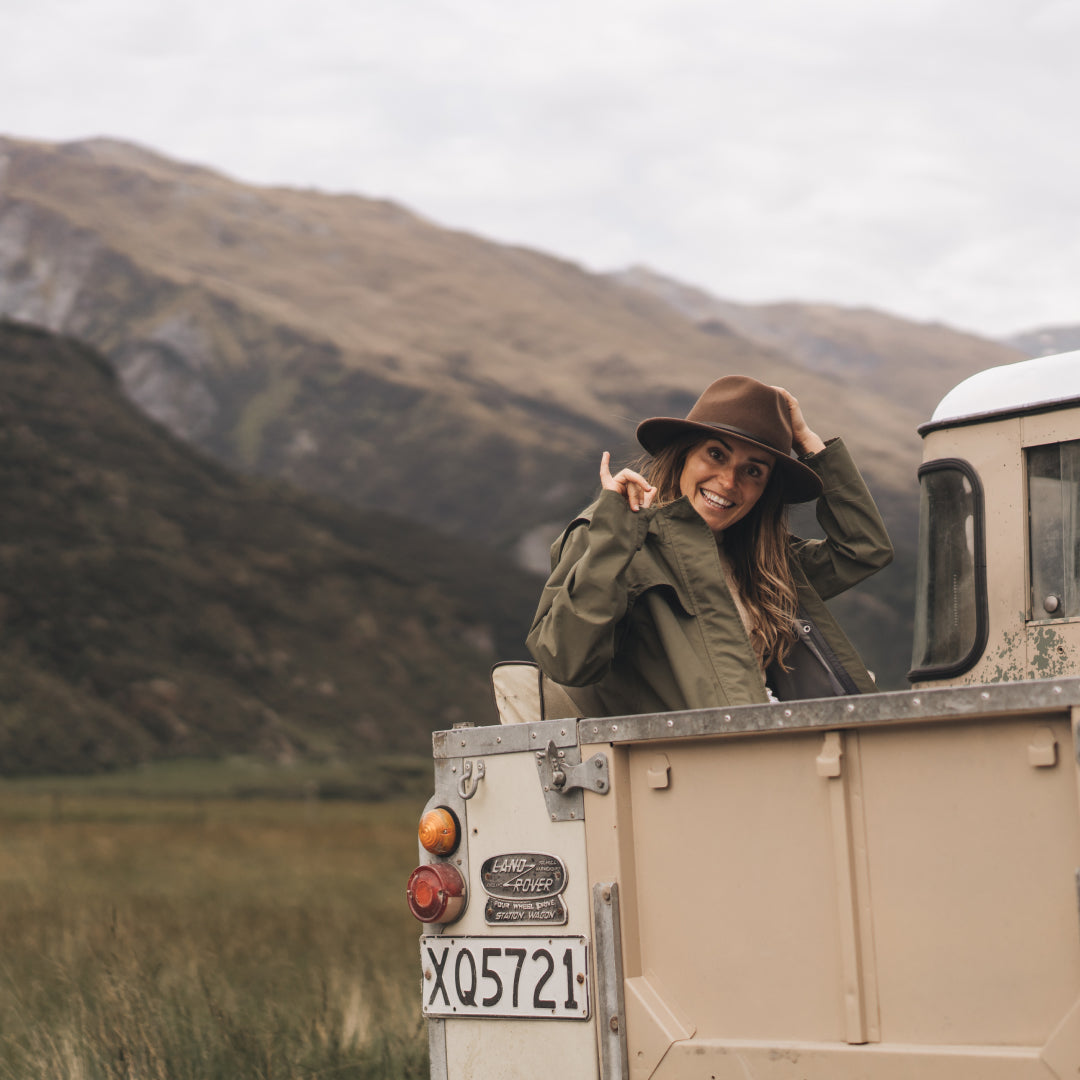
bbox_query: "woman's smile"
[698,488,735,511]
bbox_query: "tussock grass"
[0,789,429,1079]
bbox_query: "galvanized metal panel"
[441,679,1080,760]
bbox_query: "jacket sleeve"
[791,438,894,601]
[526,490,651,687]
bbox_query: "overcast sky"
[5,0,1079,338]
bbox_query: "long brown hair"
[640,434,800,669]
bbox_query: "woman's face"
[678,435,775,535]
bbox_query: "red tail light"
[407,862,466,923]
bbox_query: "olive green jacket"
[526,439,893,716]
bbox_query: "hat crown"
[685,376,793,457]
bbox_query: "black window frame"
[907,457,989,682]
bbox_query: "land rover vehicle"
[407,351,1080,1079]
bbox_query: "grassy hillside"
[0,320,541,774]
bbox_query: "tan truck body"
[418,352,1080,1079]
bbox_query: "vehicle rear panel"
[426,679,1080,1079]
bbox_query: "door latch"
[536,740,609,821]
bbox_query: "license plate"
[421,935,590,1020]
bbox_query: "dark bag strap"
[766,608,861,702]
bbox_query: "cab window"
[1028,440,1080,620]
[909,459,988,680]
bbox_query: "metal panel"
[593,882,628,1080]
[440,678,1080,760]
[434,717,581,759]
[579,679,1080,747]
[427,1017,447,1080]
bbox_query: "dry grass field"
[0,769,430,1079]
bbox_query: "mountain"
[1006,324,1080,358]
[0,137,919,542]
[0,135,1035,694]
[610,266,1025,419]
[0,320,541,775]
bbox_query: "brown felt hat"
[636,376,824,503]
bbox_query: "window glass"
[1028,440,1080,620]
[910,462,985,677]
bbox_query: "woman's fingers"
[771,386,824,456]
[599,450,614,488]
[599,456,657,512]
[598,454,657,511]
[622,468,652,509]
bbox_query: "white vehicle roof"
[930,350,1080,426]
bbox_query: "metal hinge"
[535,740,610,822]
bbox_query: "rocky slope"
[611,266,1025,418]
[1007,324,1080,358]
[0,137,920,542]
[0,320,541,774]
[0,135,1036,692]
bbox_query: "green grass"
[0,756,435,805]
[0,784,431,1079]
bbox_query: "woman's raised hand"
[772,387,826,457]
[600,452,657,512]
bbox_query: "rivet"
[594,758,603,768]
[531,732,537,739]
[981,691,990,700]
[667,719,674,727]
[611,725,618,732]
[609,1016,619,1033]
[602,887,611,902]
[460,740,466,747]
[913,697,921,705]
[570,811,576,819]
[1054,685,1063,694]
[724,714,731,723]
[846,703,855,712]
[784,709,792,718]
[551,814,557,821]
[496,736,501,743]
[560,729,566,736]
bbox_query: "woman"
[526,375,893,714]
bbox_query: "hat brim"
[636,417,824,504]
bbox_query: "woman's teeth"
[700,489,734,510]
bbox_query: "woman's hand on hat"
[600,452,657,512]
[772,387,826,457]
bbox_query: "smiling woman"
[526,375,894,713]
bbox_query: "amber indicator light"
[406,863,466,923]
[418,806,460,856]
